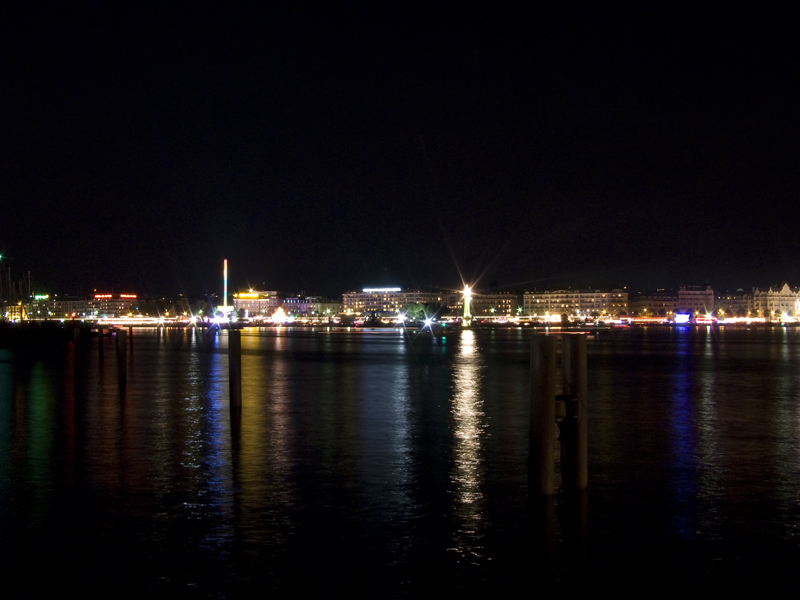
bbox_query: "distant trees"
[401,302,447,321]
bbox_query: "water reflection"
[4,327,800,592]
[227,328,299,576]
[449,329,487,564]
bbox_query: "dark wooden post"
[530,335,557,495]
[116,328,127,386]
[229,330,242,410]
[562,334,588,491]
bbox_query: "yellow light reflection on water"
[449,329,487,562]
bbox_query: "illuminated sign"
[120,294,137,299]
[34,294,49,300]
[674,314,691,324]
[237,293,260,298]
[94,294,112,299]
[363,287,401,293]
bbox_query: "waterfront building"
[342,288,445,316]
[629,290,677,317]
[444,291,522,316]
[752,283,800,320]
[716,289,753,318]
[88,294,138,317]
[305,296,342,318]
[523,289,628,318]
[232,291,283,316]
[48,295,90,318]
[676,285,714,316]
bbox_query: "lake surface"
[1,326,799,595]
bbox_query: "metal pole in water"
[128,326,133,351]
[229,329,242,410]
[97,327,104,361]
[530,335,557,495]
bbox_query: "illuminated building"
[232,291,283,316]
[629,290,676,317]
[523,289,628,318]
[445,290,522,316]
[305,296,342,318]
[676,285,714,316]
[752,283,800,320]
[88,294,138,317]
[46,295,89,318]
[342,288,445,316]
[281,296,341,317]
[716,289,752,318]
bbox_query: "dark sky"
[3,6,799,297]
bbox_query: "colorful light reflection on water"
[2,327,800,594]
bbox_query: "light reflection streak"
[668,329,698,538]
[357,336,414,560]
[449,329,487,563]
[694,331,721,537]
[237,329,296,551]
[0,355,13,516]
[187,329,235,547]
[25,361,56,527]
[772,330,800,532]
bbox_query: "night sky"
[3,6,800,298]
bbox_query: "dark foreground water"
[1,326,800,595]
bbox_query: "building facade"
[232,291,283,316]
[47,295,90,318]
[676,286,714,316]
[716,289,752,318]
[445,291,522,317]
[342,288,446,316]
[752,283,800,320]
[628,290,677,317]
[88,294,138,317]
[523,289,628,318]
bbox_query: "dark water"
[1,326,800,595]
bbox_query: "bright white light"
[363,287,401,293]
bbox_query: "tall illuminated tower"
[223,259,228,309]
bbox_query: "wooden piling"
[97,327,104,361]
[530,335,557,495]
[571,335,588,490]
[229,330,242,410]
[561,334,588,491]
[116,328,127,386]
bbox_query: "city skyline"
[4,7,800,297]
